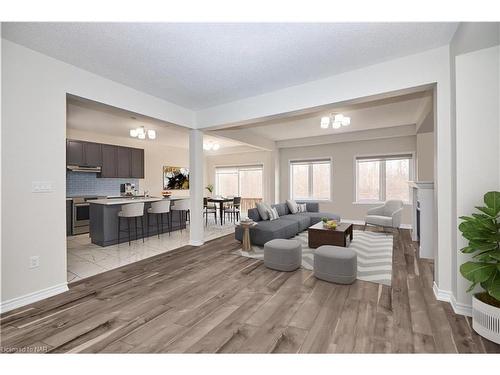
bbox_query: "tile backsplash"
[66,172,139,197]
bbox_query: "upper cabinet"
[130,148,144,179]
[66,140,85,166]
[67,139,144,179]
[66,140,102,167]
[117,147,132,178]
[101,144,118,178]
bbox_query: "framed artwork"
[163,166,190,190]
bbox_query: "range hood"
[67,165,102,173]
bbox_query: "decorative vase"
[472,294,500,344]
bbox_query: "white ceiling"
[214,91,433,141]
[3,22,457,110]
[66,98,250,152]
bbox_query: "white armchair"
[364,200,404,232]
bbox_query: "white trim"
[189,240,204,246]
[0,283,68,314]
[341,218,412,229]
[433,282,472,317]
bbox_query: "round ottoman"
[314,245,357,284]
[264,239,302,272]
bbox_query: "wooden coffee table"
[308,221,353,248]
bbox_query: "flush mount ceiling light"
[320,113,351,129]
[203,141,220,151]
[129,126,156,140]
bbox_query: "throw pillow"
[286,199,299,214]
[297,203,307,213]
[256,202,272,221]
[268,207,280,221]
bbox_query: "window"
[355,154,413,203]
[215,165,263,198]
[290,159,331,200]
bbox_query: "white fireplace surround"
[409,181,435,259]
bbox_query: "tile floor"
[67,218,236,282]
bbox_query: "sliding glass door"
[215,165,263,212]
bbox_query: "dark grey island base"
[89,200,187,246]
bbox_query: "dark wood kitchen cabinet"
[130,148,144,178]
[67,139,143,179]
[66,140,84,166]
[84,142,102,167]
[116,147,132,178]
[66,140,102,167]
[100,144,118,178]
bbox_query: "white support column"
[189,129,204,246]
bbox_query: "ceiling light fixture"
[129,126,157,140]
[320,113,351,129]
[203,141,220,151]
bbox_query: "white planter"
[472,294,500,344]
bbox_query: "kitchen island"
[89,196,189,246]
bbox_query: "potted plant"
[458,191,500,344]
[205,184,214,196]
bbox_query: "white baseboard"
[342,218,412,230]
[189,240,204,246]
[433,282,472,317]
[0,283,68,314]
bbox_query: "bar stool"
[118,202,145,246]
[147,200,171,238]
[171,199,190,232]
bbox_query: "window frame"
[353,152,415,205]
[214,164,264,198]
[289,157,333,202]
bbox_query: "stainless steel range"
[72,196,101,235]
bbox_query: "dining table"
[207,197,234,225]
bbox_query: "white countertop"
[89,196,190,206]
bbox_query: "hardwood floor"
[1,227,499,353]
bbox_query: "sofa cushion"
[280,214,311,232]
[286,199,299,214]
[235,218,299,246]
[269,207,280,220]
[247,208,262,222]
[365,215,392,227]
[297,212,341,225]
[272,203,289,216]
[296,201,319,212]
[256,202,272,221]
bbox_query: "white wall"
[66,129,190,198]
[279,136,416,225]
[205,150,275,203]
[416,132,434,181]
[454,46,499,312]
[447,23,500,315]
[1,40,194,311]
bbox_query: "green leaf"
[484,191,500,215]
[460,262,497,283]
[482,271,500,302]
[466,282,478,293]
[476,206,497,218]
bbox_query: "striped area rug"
[234,229,393,286]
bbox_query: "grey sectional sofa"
[235,202,341,246]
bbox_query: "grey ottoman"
[264,239,302,272]
[314,245,357,284]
